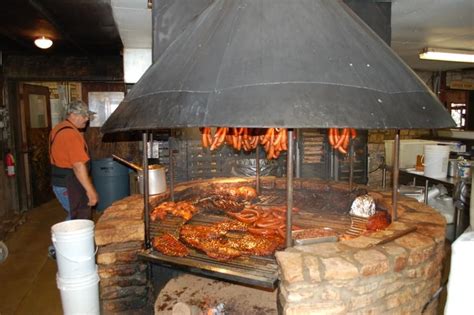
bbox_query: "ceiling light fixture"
[419,48,474,63]
[34,36,53,49]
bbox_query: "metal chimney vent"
[102,0,454,133]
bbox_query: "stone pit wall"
[95,194,164,314]
[277,190,446,314]
[94,177,446,314]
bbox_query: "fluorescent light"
[34,36,53,49]
[419,48,474,63]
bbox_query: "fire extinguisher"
[5,150,15,177]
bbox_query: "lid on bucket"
[51,219,95,234]
[424,144,450,151]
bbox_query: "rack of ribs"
[179,221,283,261]
[152,233,189,257]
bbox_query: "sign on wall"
[449,80,474,90]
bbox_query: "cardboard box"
[384,139,439,168]
[436,141,466,153]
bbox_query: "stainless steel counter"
[400,168,458,187]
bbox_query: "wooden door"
[22,84,53,207]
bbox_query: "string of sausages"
[200,127,288,160]
[328,128,357,154]
[226,205,302,238]
[201,127,357,158]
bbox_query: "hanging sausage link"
[199,127,288,160]
[328,128,357,154]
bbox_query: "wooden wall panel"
[446,90,468,104]
[5,55,123,81]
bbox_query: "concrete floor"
[0,200,65,315]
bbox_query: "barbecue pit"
[95,177,446,313]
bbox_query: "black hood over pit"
[102,0,454,133]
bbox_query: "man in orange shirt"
[50,100,99,221]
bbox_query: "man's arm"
[72,161,99,206]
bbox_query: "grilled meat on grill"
[214,220,249,233]
[179,222,246,248]
[179,224,242,260]
[179,221,282,261]
[366,210,391,231]
[195,239,243,261]
[235,186,257,201]
[150,201,175,221]
[210,198,245,212]
[192,185,258,213]
[226,234,283,256]
[207,185,257,202]
[152,233,189,257]
[200,186,257,212]
[150,201,198,222]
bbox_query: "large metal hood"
[102,0,455,133]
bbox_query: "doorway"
[21,84,53,207]
[445,90,469,129]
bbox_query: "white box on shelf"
[436,141,466,153]
[384,139,440,168]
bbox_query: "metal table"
[398,168,469,239]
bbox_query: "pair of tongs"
[112,154,143,171]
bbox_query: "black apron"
[66,169,91,219]
[50,125,92,220]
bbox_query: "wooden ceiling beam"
[0,27,34,51]
[28,0,90,55]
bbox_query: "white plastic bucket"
[423,145,450,178]
[51,220,96,278]
[57,268,100,315]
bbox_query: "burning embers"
[149,183,390,261]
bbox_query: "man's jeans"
[52,186,71,220]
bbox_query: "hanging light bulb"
[34,36,53,49]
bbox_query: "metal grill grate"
[143,209,280,289]
[140,189,353,288]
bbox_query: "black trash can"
[91,158,130,211]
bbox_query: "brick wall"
[367,129,432,188]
